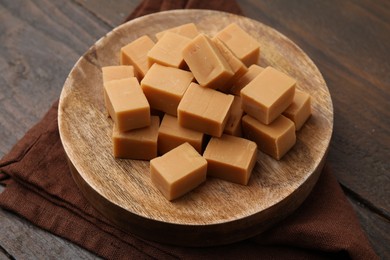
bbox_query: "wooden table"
[0,0,388,258]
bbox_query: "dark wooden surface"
[0,0,388,258]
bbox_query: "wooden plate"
[58,10,333,246]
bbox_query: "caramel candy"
[112,116,159,160]
[104,78,150,132]
[102,65,135,117]
[230,64,264,96]
[141,63,194,116]
[214,23,260,66]
[158,114,204,155]
[224,96,244,137]
[102,65,134,83]
[283,90,312,131]
[242,114,296,160]
[203,134,257,185]
[182,34,234,89]
[178,82,234,137]
[150,142,207,201]
[121,36,155,79]
[147,32,191,69]
[241,66,296,125]
[211,37,248,92]
[155,23,200,40]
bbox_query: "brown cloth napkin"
[0,1,378,259]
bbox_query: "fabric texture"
[0,1,378,259]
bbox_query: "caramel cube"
[102,65,135,117]
[214,23,260,66]
[242,114,296,160]
[224,96,244,137]
[177,83,234,137]
[182,34,234,89]
[102,65,134,83]
[241,66,296,125]
[230,64,264,96]
[155,23,200,40]
[212,37,248,92]
[150,142,207,201]
[147,32,191,68]
[203,134,257,185]
[112,116,159,160]
[141,63,194,116]
[121,36,155,80]
[104,78,150,132]
[158,114,204,155]
[282,90,312,131]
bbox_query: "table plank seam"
[0,243,14,260]
[341,183,390,222]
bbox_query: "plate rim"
[58,9,333,245]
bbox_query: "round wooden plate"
[58,10,333,246]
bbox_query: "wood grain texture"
[0,0,112,258]
[238,0,390,216]
[74,0,142,28]
[348,197,390,259]
[0,0,387,257]
[238,0,390,256]
[58,10,333,246]
[0,0,111,158]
